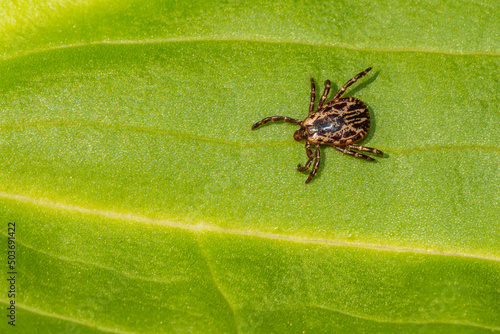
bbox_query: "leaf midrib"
[1,191,498,262]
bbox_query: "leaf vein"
[0,300,137,334]
[1,120,499,153]
[195,236,239,334]
[3,38,500,62]
[0,191,499,262]
[310,304,500,331]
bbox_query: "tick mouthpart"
[293,129,306,141]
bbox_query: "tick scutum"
[306,97,370,146]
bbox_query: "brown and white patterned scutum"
[303,96,370,146]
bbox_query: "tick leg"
[308,78,316,117]
[251,116,301,130]
[297,142,314,171]
[333,67,372,100]
[318,80,331,108]
[347,144,383,156]
[305,145,321,184]
[333,146,375,161]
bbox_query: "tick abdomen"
[304,97,370,146]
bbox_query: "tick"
[251,67,383,184]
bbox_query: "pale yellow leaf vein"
[0,191,499,262]
[310,304,500,331]
[7,238,184,284]
[6,233,236,326]
[0,300,137,334]
[194,236,239,334]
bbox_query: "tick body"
[251,67,383,184]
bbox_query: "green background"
[0,0,499,333]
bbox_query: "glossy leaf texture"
[0,1,499,333]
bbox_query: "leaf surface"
[0,1,499,333]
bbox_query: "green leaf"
[1,1,499,333]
